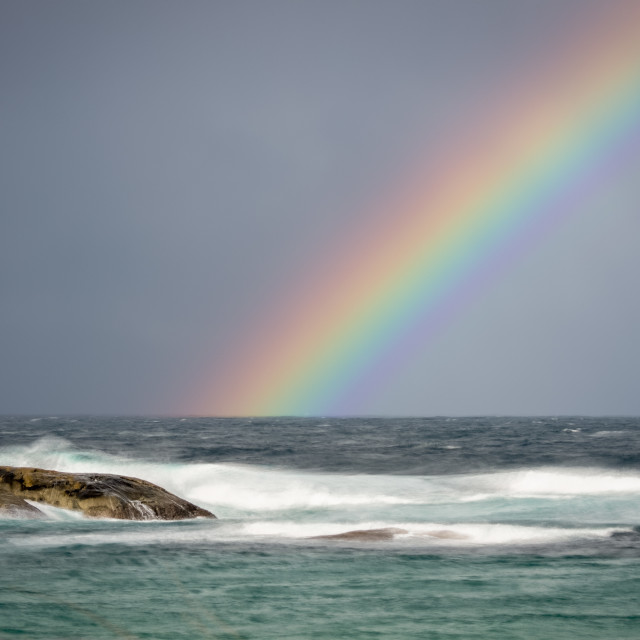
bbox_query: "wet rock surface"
[0,466,215,520]
[0,487,45,518]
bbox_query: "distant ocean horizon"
[2,415,639,639]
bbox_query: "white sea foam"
[458,468,640,497]
[9,523,222,548]
[2,440,640,522]
[240,520,624,545]
[24,501,85,521]
[592,430,628,437]
[10,518,626,549]
[0,439,426,512]
[4,438,634,549]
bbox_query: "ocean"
[1,416,639,639]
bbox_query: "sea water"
[1,416,639,639]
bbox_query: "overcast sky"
[1,0,639,416]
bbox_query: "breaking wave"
[2,438,639,550]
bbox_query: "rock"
[610,526,640,540]
[424,529,469,540]
[0,466,215,521]
[309,527,470,542]
[0,487,45,518]
[310,527,408,541]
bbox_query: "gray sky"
[1,0,639,415]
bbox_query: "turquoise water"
[1,417,640,638]
[4,529,639,639]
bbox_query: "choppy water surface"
[1,416,640,639]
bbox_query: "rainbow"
[190,2,640,416]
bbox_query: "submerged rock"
[424,529,469,540]
[310,527,470,542]
[311,527,408,541]
[0,487,45,518]
[0,466,215,520]
[610,526,640,540]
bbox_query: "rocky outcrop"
[0,487,45,518]
[0,466,215,521]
